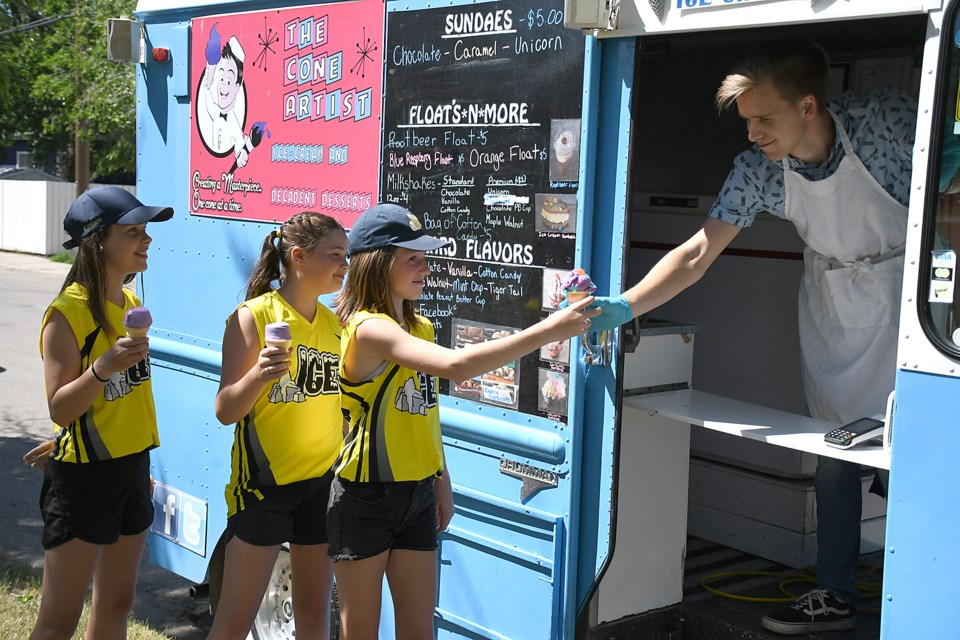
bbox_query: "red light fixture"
[152,47,170,62]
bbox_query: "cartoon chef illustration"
[196,24,263,171]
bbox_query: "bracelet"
[90,361,109,383]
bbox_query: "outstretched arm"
[625,217,741,314]
[345,296,600,383]
[591,217,742,331]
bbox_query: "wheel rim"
[249,548,340,640]
[252,552,295,640]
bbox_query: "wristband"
[90,361,109,383]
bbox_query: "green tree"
[0,0,137,183]
[0,2,47,162]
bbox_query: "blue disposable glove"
[588,295,633,332]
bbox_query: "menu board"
[381,0,584,421]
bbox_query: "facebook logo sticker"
[152,483,179,540]
[150,482,208,557]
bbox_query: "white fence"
[0,182,135,255]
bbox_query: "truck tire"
[249,547,340,640]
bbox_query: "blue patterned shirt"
[708,89,917,228]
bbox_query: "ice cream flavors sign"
[381,0,583,421]
[189,1,384,225]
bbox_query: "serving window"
[921,0,960,359]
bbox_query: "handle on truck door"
[582,314,639,367]
[883,390,895,451]
[622,316,641,354]
[582,329,612,367]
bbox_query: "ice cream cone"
[561,269,596,304]
[124,306,152,338]
[264,322,292,350]
[263,323,294,387]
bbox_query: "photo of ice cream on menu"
[542,268,567,310]
[535,193,578,234]
[549,118,580,183]
[538,369,569,417]
[451,319,521,410]
[540,338,570,365]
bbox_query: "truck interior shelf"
[624,389,891,470]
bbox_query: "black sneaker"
[761,588,857,635]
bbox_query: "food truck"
[126,0,960,637]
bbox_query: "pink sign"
[190,1,384,226]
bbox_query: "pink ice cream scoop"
[264,322,293,348]
[123,306,152,338]
[561,268,596,303]
[541,374,567,403]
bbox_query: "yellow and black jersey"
[337,311,443,483]
[226,291,343,516]
[40,283,159,463]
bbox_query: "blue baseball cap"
[63,186,174,250]
[348,203,451,256]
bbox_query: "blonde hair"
[716,41,829,112]
[334,247,421,330]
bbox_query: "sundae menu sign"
[381,0,584,421]
[189,0,384,226]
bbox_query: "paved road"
[0,251,212,638]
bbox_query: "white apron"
[784,110,907,424]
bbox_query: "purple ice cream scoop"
[560,269,597,293]
[264,322,293,346]
[124,306,152,337]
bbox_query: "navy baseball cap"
[63,186,174,249]
[348,203,451,256]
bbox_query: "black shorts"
[40,450,153,550]
[327,476,437,561]
[225,470,334,547]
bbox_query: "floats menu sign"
[190,1,384,225]
[382,0,584,421]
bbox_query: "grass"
[48,251,75,264]
[0,553,168,640]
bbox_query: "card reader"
[824,417,885,449]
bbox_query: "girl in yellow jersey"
[330,203,599,640]
[30,186,172,640]
[209,212,348,640]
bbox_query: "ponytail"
[244,213,344,301]
[245,230,284,300]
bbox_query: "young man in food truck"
[591,42,916,635]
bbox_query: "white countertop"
[623,388,890,470]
